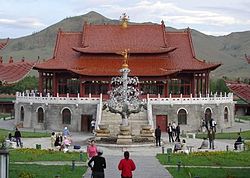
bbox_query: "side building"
[14,16,234,134]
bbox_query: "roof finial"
[120,13,129,28]
[121,49,130,68]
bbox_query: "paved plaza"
[1,119,249,177]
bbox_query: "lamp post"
[0,150,9,178]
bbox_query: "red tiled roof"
[77,24,170,54]
[0,60,35,84]
[226,82,250,103]
[34,23,220,76]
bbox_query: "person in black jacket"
[155,125,161,147]
[14,128,22,147]
[88,148,106,178]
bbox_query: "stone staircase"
[100,109,149,136]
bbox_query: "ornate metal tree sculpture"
[105,49,146,126]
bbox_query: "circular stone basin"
[141,125,152,130]
[99,124,108,130]
[119,125,130,131]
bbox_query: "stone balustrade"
[15,92,233,106]
[15,92,100,105]
[147,93,234,105]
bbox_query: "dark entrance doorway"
[81,115,92,132]
[156,115,168,132]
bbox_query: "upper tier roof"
[34,23,221,76]
[226,82,250,103]
[73,23,174,54]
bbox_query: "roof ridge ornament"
[120,13,129,28]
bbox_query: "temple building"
[14,15,235,134]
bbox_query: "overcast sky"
[0,0,250,38]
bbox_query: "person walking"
[154,125,161,147]
[167,123,174,143]
[87,140,98,159]
[88,148,106,178]
[14,128,22,147]
[175,123,180,142]
[118,151,136,178]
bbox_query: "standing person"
[118,151,136,178]
[172,122,177,137]
[208,129,215,149]
[62,127,70,137]
[87,140,98,159]
[50,132,56,148]
[175,124,180,142]
[91,120,96,134]
[14,128,22,147]
[88,148,106,178]
[167,123,174,143]
[211,119,217,132]
[154,125,161,147]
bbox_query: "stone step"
[100,109,149,136]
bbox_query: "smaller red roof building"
[0,38,34,85]
[226,82,250,103]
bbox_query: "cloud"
[0,17,46,29]
[90,1,250,27]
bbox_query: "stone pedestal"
[117,125,132,144]
[117,135,132,144]
[95,124,110,140]
[140,125,154,141]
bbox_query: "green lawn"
[0,128,50,138]
[158,151,250,178]
[236,115,250,121]
[10,164,87,178]
[196,130,250,139]
[157,151,250,166]
[10,148,87,162]
[167,167,250,178]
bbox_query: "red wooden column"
[164,81,168,97]
[80,78,84,97]
[53,72,57,96]
[38,72,43,93]
[205,72,209,94]
[192,74,196,96]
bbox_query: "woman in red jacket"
[118,151,136,178]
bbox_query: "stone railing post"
[0,150,9,178]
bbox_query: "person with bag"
[118,151,136,178]
[88,148,106,178]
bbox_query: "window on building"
[37,107,44,123]
[85,81,109,95]
[20,106,24,121]
[140,83,164,95]
[178,109,187,125]
[169,79,191,95]
[224,107,228,122]
[62,108,71,125]
[58,78,80,95]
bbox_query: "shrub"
[18,171,35,178]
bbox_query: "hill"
[1,11,250,79]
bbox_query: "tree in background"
[210,78,230,94]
